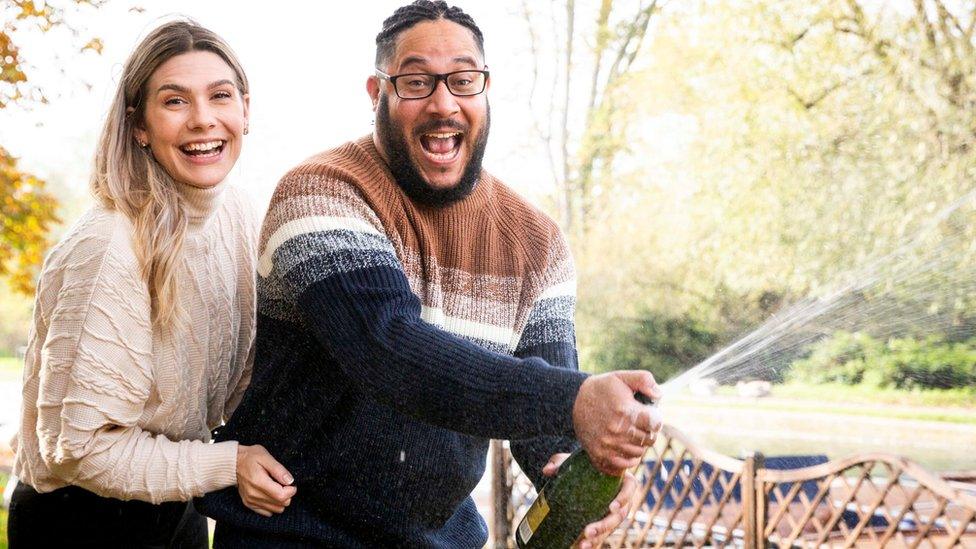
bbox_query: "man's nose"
[425,79,460,118]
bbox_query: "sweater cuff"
[195,440,238,495]
[524,357,588,437]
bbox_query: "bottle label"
[517,492,550,544]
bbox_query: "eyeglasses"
[375,68,489,100]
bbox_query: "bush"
[590,311,719,381]
[788,331,976,390]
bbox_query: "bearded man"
[199,2,662,547]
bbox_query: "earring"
[243,124,249,135]
[138,140,148,148]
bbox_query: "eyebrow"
[398,55,481,71]
[155,79,236,95]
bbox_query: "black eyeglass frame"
[375,68,490,100]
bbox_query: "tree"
[1,0,104,294]
[519,0,666,242]
[520,0,976,374]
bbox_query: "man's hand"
[236,444,298,517]
[541,453,638,549]
[572,371,663,476]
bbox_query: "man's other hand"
[571,371,663,476]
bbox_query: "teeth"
[424,132,461,138]
[182,140,223,152]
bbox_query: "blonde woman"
[8,21,294,548]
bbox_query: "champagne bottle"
[515,393,655,548]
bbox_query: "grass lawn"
[1,470,8,549]
[691,382,976,424]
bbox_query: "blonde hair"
[91,20,249,329]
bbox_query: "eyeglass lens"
[395,71,486,98]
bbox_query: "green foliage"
[590,310,719,381]
[788,331,976,390]
[0,470,7,549]
[568,0,976,376]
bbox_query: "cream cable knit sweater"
[11,180,258,504]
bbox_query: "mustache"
[413,119,468,136]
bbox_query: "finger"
[258,453,295,486]
[585,512,621,542]
[616,370,661,400]
[613,443,649,460]
[252,474,292,503]
[609,454,642,474]
[247,484,296,508]
[582,523,601,541]
[246,504,272,518]
[542,453,570,477]
[253,503,285,515]
[627,424,654,447]
[614,473,638,518]
[636,405,664,434]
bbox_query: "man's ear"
[367,76,380,112]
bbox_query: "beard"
[376,92,490,207]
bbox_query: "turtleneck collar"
[177,178,228,230]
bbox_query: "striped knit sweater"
[198,136,587,547]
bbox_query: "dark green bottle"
[515,394,654,548]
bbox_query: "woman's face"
[135,50,249,189]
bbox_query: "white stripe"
[420,305,515,347]
[535,278,577,302]
[257,216,384,277]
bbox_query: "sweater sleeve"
[509,230,582,488]
[34,230,237,503]
[258,176,587,440]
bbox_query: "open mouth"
[179,140,225,158]
[419,132,462,162]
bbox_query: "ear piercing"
[244,124,249,135]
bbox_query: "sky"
[1,0,562,211]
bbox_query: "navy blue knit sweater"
[197,137,587,547]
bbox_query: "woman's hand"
[236,444,297,517]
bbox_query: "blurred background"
[1,0,974,518]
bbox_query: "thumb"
[542,453,570,477]
[616,370,661,401]
[258,452,295,486]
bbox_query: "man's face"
[369,19,490,202]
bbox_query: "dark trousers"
[7,480,209,549]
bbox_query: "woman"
[8,20,294,548]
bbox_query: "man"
[199,2,662,547]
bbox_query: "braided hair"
[375,1,485,67]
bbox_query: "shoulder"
[485,173,569,258]
[263,138,388,236]
[43,206,139,276]
[275,136,380,195]
[36,205,147,316]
